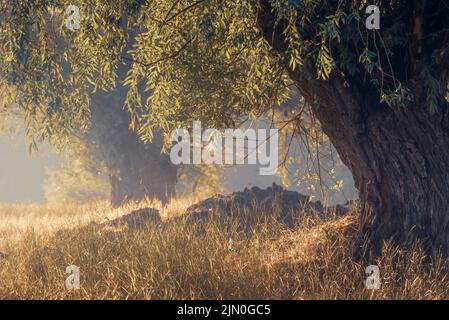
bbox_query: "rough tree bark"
[257,1,449,253]
[301,76,449,254]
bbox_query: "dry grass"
[0,196,199,249]
[1,199,449,300]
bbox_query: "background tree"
[0,1,178,207]
[88,66,178,206]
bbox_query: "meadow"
[1,199,449,300]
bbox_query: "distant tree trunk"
[257,0,449,254]
[86,30,178,207]
[108,140,177,207]
[90,74,178,208]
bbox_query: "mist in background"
[0,129,357,205]
[0,133,62,203]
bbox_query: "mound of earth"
[181,183,350,228]
[101,208,161,231]
[89,185,351,235]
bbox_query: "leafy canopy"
[1,0,448,145]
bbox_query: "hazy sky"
[0,133,62,203]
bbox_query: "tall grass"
[1,200,449,300]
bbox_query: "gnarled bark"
[302,76,449,254]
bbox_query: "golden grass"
[0,195,200,249]
[1,199,449,300]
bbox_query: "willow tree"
[1,1,448,252]
[0,1,178,206]
[121,0,449,252]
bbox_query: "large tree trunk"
[257,1,449,254]
[305,77,449,254]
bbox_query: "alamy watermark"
[62,4,380,31]
[365,5,381,30]
[170,121,279,176]
[364,265,381,290]
[65,5,81,30]
[64,265,80,290]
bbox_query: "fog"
[0,132,357,205]
[0,133,62,203]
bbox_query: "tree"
[119,0,449,253]
[255,0,449,253]
[122,0,449,253]
[87,65,178,206]
[1,1,448,253]
[0,1,178,207]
